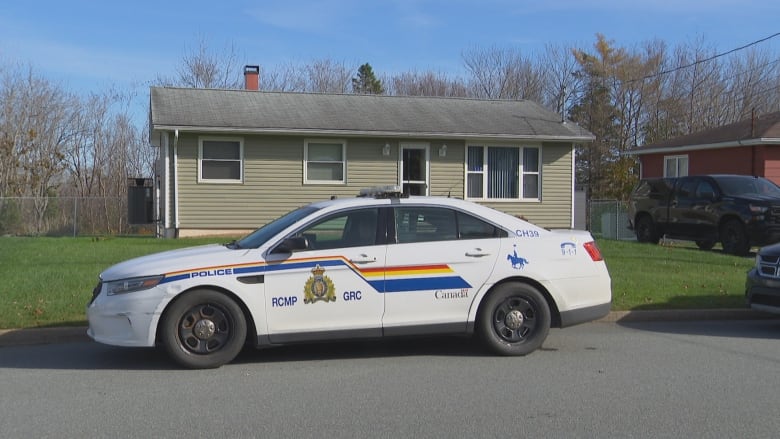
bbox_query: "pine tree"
[352,63,384,94]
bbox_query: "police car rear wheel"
[160,289,247,369]
[479,282,550,356]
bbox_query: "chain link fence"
[2,195,631,239]
[588,199,635,241]
[0,197,154,237]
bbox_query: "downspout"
[570,142,576,229]
[174,129,180,233]
[161,131,169,235]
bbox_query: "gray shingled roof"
[150,87,593,141]
[629,111,780,155]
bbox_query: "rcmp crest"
[303,264,336,303]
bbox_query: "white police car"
[88,187,611,368]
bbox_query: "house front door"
[400,144,429,196]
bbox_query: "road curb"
[0,326,90,347]
[0,309,776,347]
[596,308,775,322]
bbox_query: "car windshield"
[717,176,780,197]
[234,205,320,249]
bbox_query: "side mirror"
[272,236,309,254]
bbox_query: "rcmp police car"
[87,187,612,368]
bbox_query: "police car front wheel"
[479,282,551,356]
[160,289,247,369]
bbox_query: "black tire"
[160,289,247,369]
[695,239,716,251]
[720,219,750,256]
[479,282,551,356]
[635,215,660,244]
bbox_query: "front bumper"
[86,285,167,347]
[745,222,780,247]
[745,268,780,314]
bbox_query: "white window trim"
[304,139,347,185]
[663,154,689,178]
[464,143,542,202]
[198,136,244,184]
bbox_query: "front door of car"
[381,206,502,335]
[670,177,717,239]
[263,207,386,343]
[668,177,699,237]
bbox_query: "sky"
[1,0,779,115]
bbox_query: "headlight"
[105,275,164,295]
[749,204,768,214]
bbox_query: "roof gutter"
[151,125,595,143]
[625,138,780,155]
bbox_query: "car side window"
[676,178,698,199]
[457,211,505,239]
[395,207,457,244]
[696,181,717,200]
[296,208,378,250]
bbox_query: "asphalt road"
[1,319,779,438]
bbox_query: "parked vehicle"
[745,242,780,314]
[627,175,780,255]
[88,186,612,369]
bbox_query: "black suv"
[627,175,780,255]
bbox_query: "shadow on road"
[0,335,487,371]
[617,318,780,340]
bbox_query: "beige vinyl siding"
[429,141,465,197]
[176,135,399,229]
[479,143,573,228]
[173,132,574,233]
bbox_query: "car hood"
[100,244,251,281]
[726,194,780,204]
[758,241,780,257]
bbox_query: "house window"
[466,145,541,200]
[305,140,346,184]
[664,155,688,178]
[199,137,243,183]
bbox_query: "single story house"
[627,111,780,182]
[149,66,594,238]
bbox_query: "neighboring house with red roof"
[627,111,780,184]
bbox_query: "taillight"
[583,241,603,261]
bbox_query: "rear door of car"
[381,204,503,335]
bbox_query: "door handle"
[349,254,377,264]
[465,249,491,257]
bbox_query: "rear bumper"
[559,302,611,327]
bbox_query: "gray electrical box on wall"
[128,178,154,224]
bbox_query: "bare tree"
[260,59,355,93]
[387,70,468,97]
[721,47,779,121]
[539,43,586,116]
[157,36,243,89]
[462,46,545,101]
[306,59,354,93]
[0,66,77,232]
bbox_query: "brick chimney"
[244,65,259,90]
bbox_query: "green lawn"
[599,239,753,310]
[0,236,756,329]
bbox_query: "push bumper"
[86,288,166,347]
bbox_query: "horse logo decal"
[507,245,529,269]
